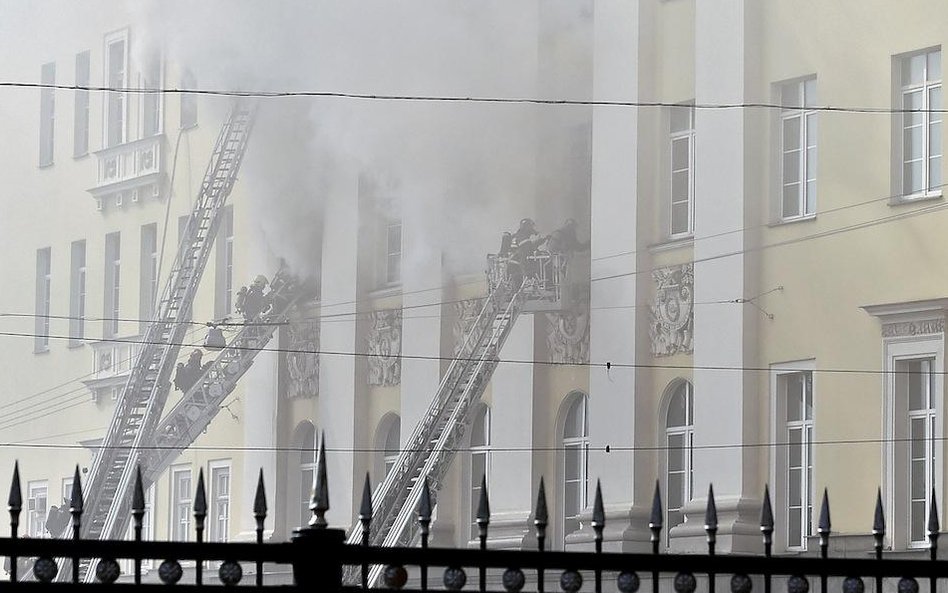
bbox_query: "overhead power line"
[3,81,947,115]
[0,328,938,377]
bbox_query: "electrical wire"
[0,435,936,454]
[0,327,941,377]
[4,81,948,115]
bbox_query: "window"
[69,240,86,344]
[140,224,158,331]
[669,105,695,236]
[74,51,90,157]
[778,370,814,550]
[209,462,231,543]
[180,70,197,129]
[562,393,589,541]
[902,358,937,545]
[382,417,401,479]
[27,481,48,538]
[385,222,402,285]
[171,467,192,541]
[297,423,317,528]
[35,247,51,352]
[39,62,55,166]
[104,32,128,147]
[900,49,942,197]
[665,381,693,545]
[104,232,121,337]
[141,52,162,137]
[470,406,491,540]
[780,79,818,219]
[215,207,234,318]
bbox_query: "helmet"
[519,218,535,228]
[252,275,268,287]
[190,349,203,359]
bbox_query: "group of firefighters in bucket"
[172,274,278,395]
[498,217,589,290]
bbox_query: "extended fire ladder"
[344,247,564,586]
[45,99,271,581]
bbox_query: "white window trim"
[138,51,164,138]
[208,459,231,543]
[103,28,130,148]
[769,359,816,552]
[884,336,944,549]
[778,79,818,221]
[669,107,696,239]
[898,49,943,201]
[560,393,589,547]
[170,466,192,542]
[663,381,694,548]
[27,480,48,538]
[467,406,491,543]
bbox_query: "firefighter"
[173,349,209,393]
[235,275,272,321]
[547,218,589,257]
[511,218,538,247]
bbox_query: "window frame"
[170,466,192,542]
[778,78,818,221]
[668,104,696,238]
[69,240,86,345]
[469,405,491,541]
[882,334,944,550]
[103,29,129,148]
[215,207,234,318]
[663,380,694,547]
[897,48,943,200]
[74,50,90,158]
[770,361,816,552]
[39,61,55,167]
[104,232,121,338]
[35,247,52,352]
[180,69,198,130]
[140,223,158,332]
[27,480,48,538]
[384,221,402,287]
[561,392,589,545]
[208,460,231,543]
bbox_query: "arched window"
[470,405,491,539]
[294,422,317,529]
[665,381,694,544]
[375,414,401,481]
[562,393,589,541]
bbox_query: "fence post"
[292,432,346,591]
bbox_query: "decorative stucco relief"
[452,298,485,357]
[545,310,590,365]
[285,321,319,399]
[367,309,402,386]
[881,318,945,338]
[649,263,694,357]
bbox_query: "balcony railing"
[88,135,165,210]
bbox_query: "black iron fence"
[1,439,946,591]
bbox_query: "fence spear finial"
[476,475,490,529]
[254,469,268,523]
[873,488,885,537]
[70,464,84,513]
[534,477,548,538]
[132,467,145,514]
[705,484,718,551]
[761,484,774,555]
[928,489,940,547]
[418,477,433,525]
[649,480,663,546]
[309,431,329,528]
[592,480,605,534]
[359,473,373,523]
[818,488,831,555]
[194,468,207,526]
[8,461,22,517]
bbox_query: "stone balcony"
[81,337,142,402]
[88,135,166,211]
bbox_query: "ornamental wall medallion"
[367,308,402,386]
[452,298,485,357]
[649,263,694,357]
[545,310,590,364]
[284,321,319,399]
[881,318,945,338]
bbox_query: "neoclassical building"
[1,0,948,567]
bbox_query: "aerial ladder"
[345,246,564,586]
[42,99,304,582]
